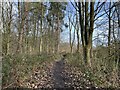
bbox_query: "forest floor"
[20,57,72,88]
[18,56,98,89]
[2,54,120,89]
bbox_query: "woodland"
[1,1,120,89]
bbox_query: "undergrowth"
[65,52,120,88]
[2,53,58,88]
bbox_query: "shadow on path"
[52,58,65,88]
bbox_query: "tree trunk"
[7,3,12,54]
[55,12,60,53]
[76,12,80,53]
[108,2,111,55]
[78,2,94,67]
[39,3,43,53]
[83,45,91,65]
[16,2,21,53]
[52,14,55,53]
[16,2,26,54]
[89,2,94,59]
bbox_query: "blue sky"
[60,1,118,47]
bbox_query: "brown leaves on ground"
[3,55,120,89]
[64,62,94,88]
[20,61,54,88]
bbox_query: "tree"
[78,2,94,66]
[68,11,75,53]
[49,2,67,53]
[2,2,13,55]
[104,2,113,55]
[76,11,80,53]
[16,2,25,53]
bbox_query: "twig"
[3,82,14,89]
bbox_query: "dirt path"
[52,59,66,88]
[9,56,70,88]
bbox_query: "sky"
[60,1,119,47]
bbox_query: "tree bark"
[78,2,94,67]
[55,11,60,53]
[108,2,111,55]
[39,3,43,53]
[76,8,80,53]
[16,2,26,54]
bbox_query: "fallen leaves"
[3,54,120,89]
